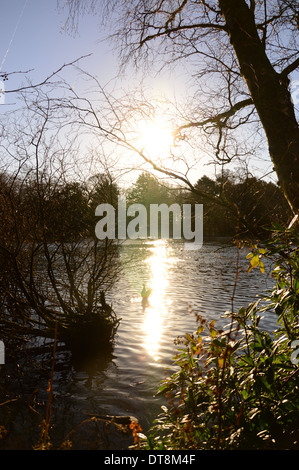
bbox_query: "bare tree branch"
[5,55,91,94]
[280,56,299,78]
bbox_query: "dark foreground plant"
[141,226,299,450]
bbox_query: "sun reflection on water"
[141,240,174,362]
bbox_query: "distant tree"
[126,172,180,237]
[189,171,291,239]
[230,176,291,238]
[192,174,233,238]
[127,172,171,208]
[21,178,91,242]
[88,172,120,210]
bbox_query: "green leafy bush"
[142,227,299,450]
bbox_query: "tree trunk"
[218,0,299,216]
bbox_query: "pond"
[0,239,277,450]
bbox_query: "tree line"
[1,168,289,245]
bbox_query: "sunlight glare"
[137,118,174,159]
[142,240,172,362]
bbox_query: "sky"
[0,0,186,102]
[0,0,118,92]
[0,0,193,186]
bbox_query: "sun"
[136,118,174,159]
